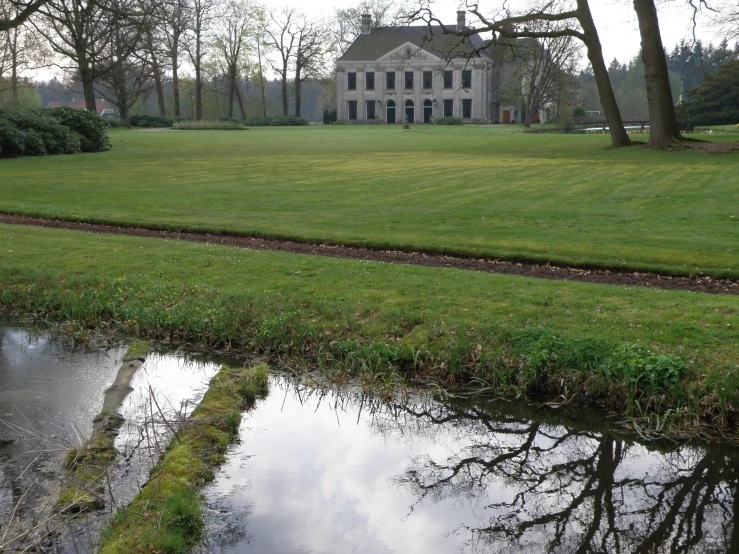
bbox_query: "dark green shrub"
[0,119,25,157]
[106,119,121,128]
[322,108,337,125]
[0,109,81,157]
[572,106,586,118]
[435,116,463,125]
[46,107,111,152]
[675,61,739,129]
[130,114,173,128]
[244,117,271,126]
[270,115,309,126]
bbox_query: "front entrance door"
[502,110,511,124]
[405,100,414,123]
[386,101,396,124]
[423,100,432,123]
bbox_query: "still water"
[203,376,739,554]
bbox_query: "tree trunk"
[576,0,631,147]
[227,65,236,118]
[257,42,267,118]
[194,32,202,120]
[235,84,246,120]
[10,50,18,105]
[294,60,302,117]
[152,61,166,117]
[172,43,181,117]
[281,68,288,116]
[79,55,97,112]
[632,0,683,149]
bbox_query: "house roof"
[338,25,491,63]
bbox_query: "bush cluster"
[676,61,739,130]
[0,109,81,157]
[130,114,173,128]
[244,117,271,126]
[435,116,463,125]
[46,107,111,152]
[270,115,309,126]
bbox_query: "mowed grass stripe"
[0,126,736,277]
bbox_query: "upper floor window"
[366,72,375,90]
[347,72,357,90]
[443,70,453,89]
[462,70,472,89]
[404,71,414,89]
[386,71,395,90]
[422,71,432,89]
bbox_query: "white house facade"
[336,13,498,123]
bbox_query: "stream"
[2,325,739,553]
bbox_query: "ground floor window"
[423,99,433,123]
[366,100,376,120]
[348,101,357,120]
[443,99,454,118]
[462,99,472,119]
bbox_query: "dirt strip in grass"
[1,212,736,296]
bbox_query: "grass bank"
[1,223,738,439]
[99,363,269,553]
[0,126,736,278]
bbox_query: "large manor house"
[336,12,518,124]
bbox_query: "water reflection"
[204,377,739,554]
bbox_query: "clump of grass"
[98,363,269,554]
[123,339,150,360]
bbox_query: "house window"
[462,99,472,119]
[347,72,356,90]
[443,70,453,89]
[366,100,376,120]
[404,71,414,89]
[366,72,375,90]
[422,71,432,89]
[443,99,454,117]
[348,100,357,120]
[386,71,395,90]
[462,69,472,89]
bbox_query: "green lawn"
[1,223,738,434]
[0,126,736,277]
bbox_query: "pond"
[202,376,739,554]
[2,325,739,553]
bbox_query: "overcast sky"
[266,0,720,66]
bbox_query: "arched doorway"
[405,100,414,123]
[386,100,396,124]
[423,99,433,123]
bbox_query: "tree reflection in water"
[386,400,739,554]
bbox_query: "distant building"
[336,12,499,123]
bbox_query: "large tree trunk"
[172,43,181,117]
[227,64,236,118]
[257,42,267,118]
[576,0,631,147]
[234,84,246,120]
[10,50,18,105]
[79,55,97,112]
[632,0,683,149]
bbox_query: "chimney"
[456,10,466,32]
[361,13,371,34]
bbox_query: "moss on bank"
[98,363,269,553]
[57,341,150,514]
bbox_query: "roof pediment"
[377,42,441,62]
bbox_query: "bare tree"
[294,17,328,117]
[35,0,113,111]
[0,0,47,32]
[212,0,255,119]
[0,0,49,105]
[94,0,153,123]
[330,0,409,55]
[251,2,268,117]
[185,0,215,120]
[265,5,298,117]
[160,0,191,117]
[514,32,581,126]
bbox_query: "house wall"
[337,58,495,123]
